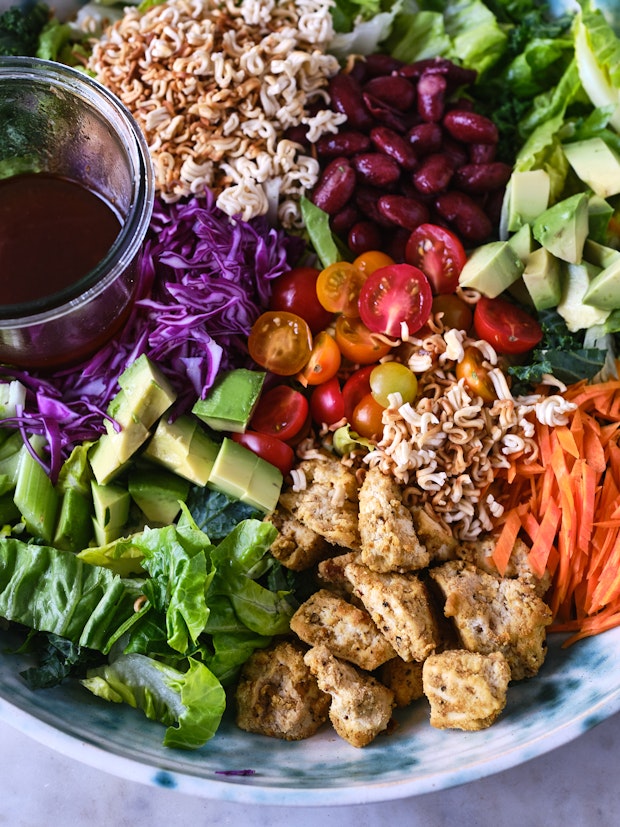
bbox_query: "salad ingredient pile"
[3,0,620,752]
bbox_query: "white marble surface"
[2,711,620,827]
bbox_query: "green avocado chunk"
[192,369,265,433]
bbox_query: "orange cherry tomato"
[334,315,392,365]
[350,392,385,440]
[456,346,496,403]
[248,311,312,376]
[352,250,395,277]
[297,330,342,387]
[316,261,366,316]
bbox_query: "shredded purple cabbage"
[0,190,304,480]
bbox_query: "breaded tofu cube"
[423,650,511,731]
[429,560,552,680]
[304,644,395,748]
[265,506,334,570]
[457,536,552,597]
[358,466,430,572]
[279,454,360,550]
[235,640,330,741]
[316,550,361,600]
[378,657,425,708]
[290,589,396,671]
[411,506,458,563]
[345,561,441,662]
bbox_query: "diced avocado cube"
[53,488,93,552]
[588,195,614,245]
[112,354,177,430]
[583,254,620,310]
[13,444,59,543]
[507,223,535,264]
[563,137,620,199]
[458,241,524,297]
[208,438,282,513]
[128,467,190,525]
[91,480,130,531]
[89,421,151,486]
[143,415,219,486]
[192,369,266,433]
[522,247,562,310]
[557,261,611,332]
[584,239,620,270]
[532,192,589,264]
[506,169,551,232]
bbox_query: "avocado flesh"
[557,261,611,332]
[522,247,562,310]
[192,369,265,433]
[458,241,524,297]
[532,192,589,264]
[563,137,620,199]
[208,438,282,513]
[143,415,219,487]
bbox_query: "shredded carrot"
[496,377,620,645]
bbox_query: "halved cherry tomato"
[297,330,341,387]
[353,250,395,277]
[249,385,309,442]
[269,266,333,334]
[342,365,375,421]
[432,293,473,332]
[334,315,392,365]
[473,295,543,355]
[316,261,366,316]
[405,223,467,295]
[310,376,345,427]
[456,346,496,403]
[350,393,385,440]
[231,431,295,476]
[248,311,312,376]
[358,263,433,338]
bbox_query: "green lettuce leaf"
[82,653,226,749]
[573,4,620,130]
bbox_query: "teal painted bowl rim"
[1,625,620,805]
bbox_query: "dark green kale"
[0,3,50,57]
[18,630,103,690]
[185,486,261,540]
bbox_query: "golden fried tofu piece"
[429,560,552,680]
[265,507,334,570]
[411,505,458,563]
[235,641,330,741]
[316,550,361,600]
[279,455,360,550]
[378,657,425,708]
[290,589,396,671]
[423,649,511,730]
[304,644,395,748]
[457,537,551,597]
[358,466,430,573]
[344,561,441,662]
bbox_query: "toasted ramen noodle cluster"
[235,454,553,747]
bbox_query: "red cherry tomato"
[342,365,375,421]
[247,311,312,376]
[358,263,433,338]
[405,223,467,295]
[350,393,385,440]
[249,385,309,442]
[334,315,392,365]
[269,266,333,334]
[473,295,543,355]
[231,431,295,476]
[310,376,345,427]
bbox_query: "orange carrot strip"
[527,497,561,578]
[491,508,522,576]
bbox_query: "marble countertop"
[3,711,620,827]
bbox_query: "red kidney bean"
[416,72,447,123]
[377,194,430,230]
[348,58,368,85]
[355,186,394,227]
[445,96,476,113]
[348,220,382,255]
[364,53,405,78]
[453,162,512,194]
[362,93,413,133]
[330,202,360,235]
[399,57,477,89]
[406,122,443,156]
[442,137,469,169]
[315,130,371,158]
[283,124,310,149]
[386,227,411,262]
[311,157,356,215]
[329,73,373,131]
[442,109,499,144]
[370,126,418,171]
[469,142,497,164]
[353,152,401,188]
[412,153,455,195]
[434,190,493,242]
[363,75,416,112]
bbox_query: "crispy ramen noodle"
[366,330,578,541]
[86,0,343,225]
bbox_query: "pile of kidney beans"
[304,54,512,260]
